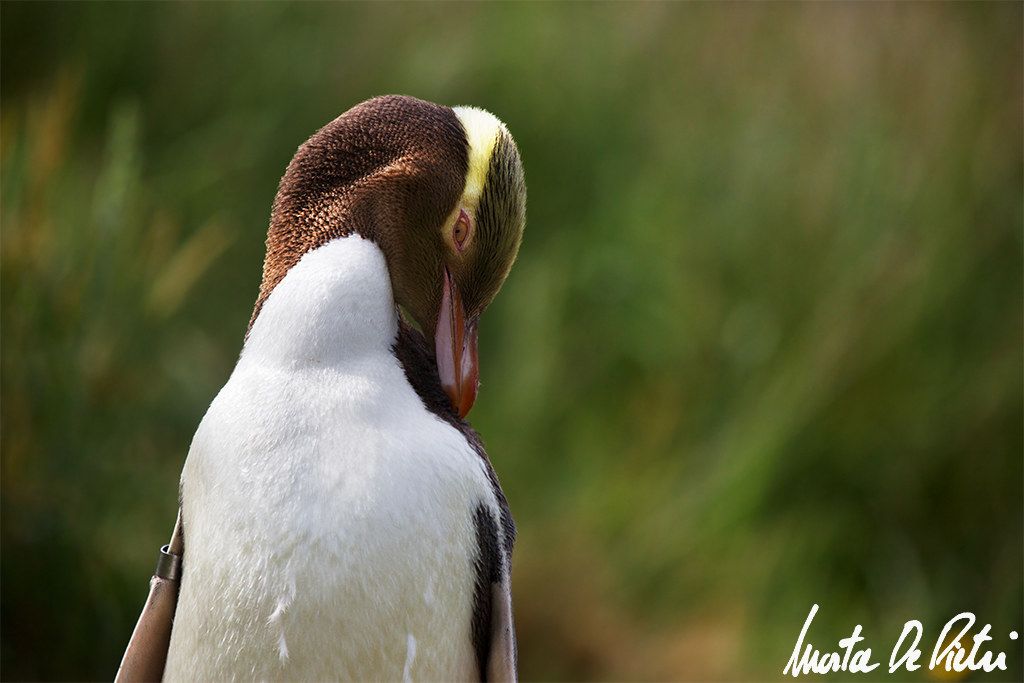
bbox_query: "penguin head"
[252,95,526,418]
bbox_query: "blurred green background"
[2,2,1021,681]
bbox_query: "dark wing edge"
[488,486,518,682]
[114,511,184,683]
[472,503,518,682]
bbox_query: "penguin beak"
[436,269,479,418]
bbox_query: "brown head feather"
[246,95,526,355]
[249,95,468,335]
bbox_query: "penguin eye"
[453,209,471,250]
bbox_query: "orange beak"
[436,269,479,418]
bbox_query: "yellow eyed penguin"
[120,95,525,681]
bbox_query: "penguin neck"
[242,235,399,368]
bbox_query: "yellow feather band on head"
[452,106,508,211]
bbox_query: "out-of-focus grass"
[2,3,1020,681]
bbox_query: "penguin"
[140,95,524,681]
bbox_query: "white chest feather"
[164,237,497,682]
